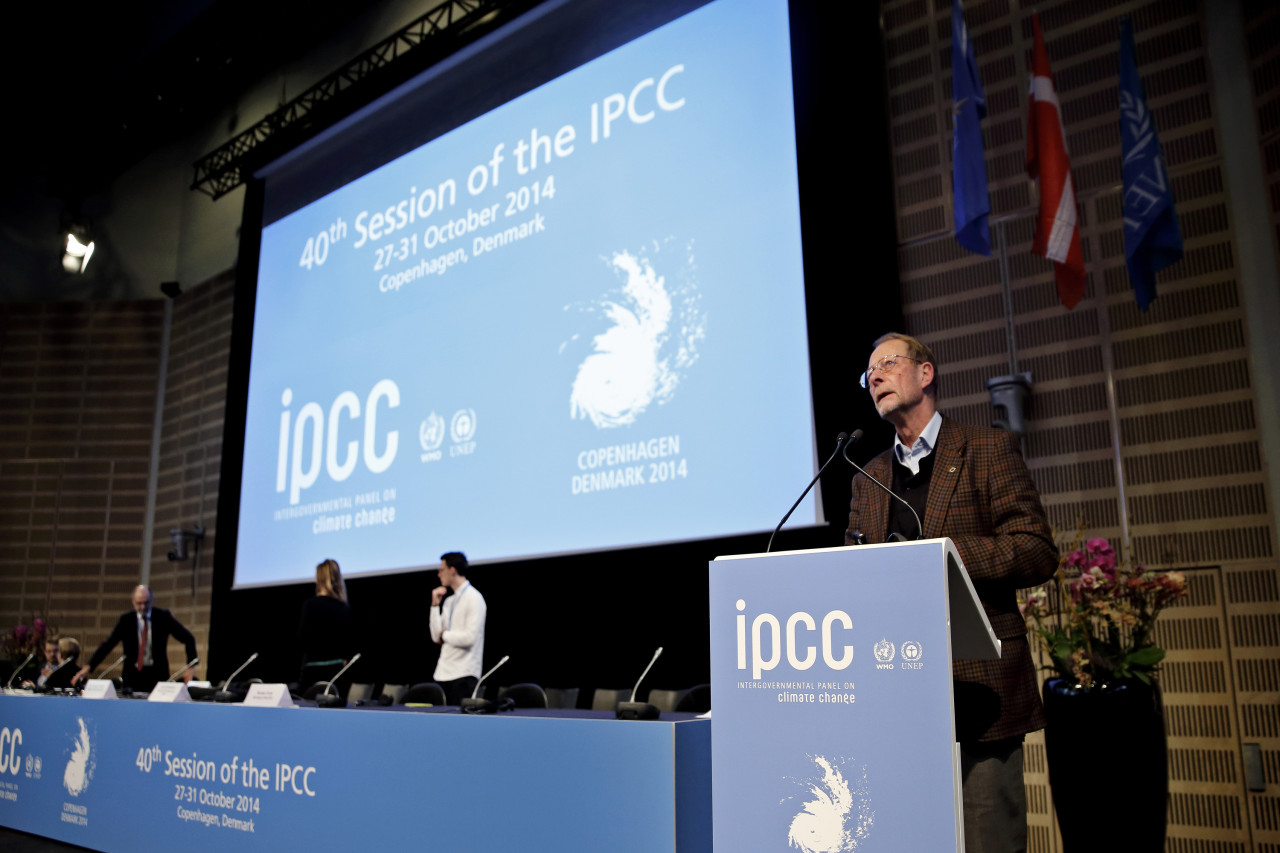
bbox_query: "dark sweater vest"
[888,449,934,540]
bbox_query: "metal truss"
[191,0,538,200]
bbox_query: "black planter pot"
[1042,678,1168,852]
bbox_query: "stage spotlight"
[62,232,95,274]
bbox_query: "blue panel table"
[0,694,710,852]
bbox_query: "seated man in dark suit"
[75,585,199,692]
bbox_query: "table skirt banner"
[0,694,709,852]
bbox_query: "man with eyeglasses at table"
[846,332,1057,853]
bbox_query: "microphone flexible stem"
[98,654,126,679]
[6,653,35,689]
[630,647,663,702]
[221,652,259,690]
[471,655,510,700]
[169,657,200,681]
[842,441,923,541]
[767,432,854,553]
[321,653,362,697]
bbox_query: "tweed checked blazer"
[845,416,1057,742]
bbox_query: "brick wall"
[0,271,235,679]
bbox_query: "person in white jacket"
[429,551,487,705]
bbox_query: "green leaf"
[1126,646,1166,667]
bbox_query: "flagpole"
[996,220,1017,377]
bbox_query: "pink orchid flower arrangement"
[3,616,50,658]
[1020,535,1187,689]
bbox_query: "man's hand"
[431,585,447,606]
[72,666,90,686]
[182,670,193,684]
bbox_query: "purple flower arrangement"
[3,616,51,658]
[1020,535,1187,689]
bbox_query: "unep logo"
[450,409,477,443]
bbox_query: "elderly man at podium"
[847,332,1057,853]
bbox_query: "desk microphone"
[316,653,362,708]
[842,438,923,542]
[460,655,509,714]
[6,653,34,689]
[170,657,200,681]
[616,647,664,720]
[33,657,73,693]
[767,431,856,553]
[215,652,259,703]
[98,655,126,679]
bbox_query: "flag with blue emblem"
[951,1,990,256]
[1119,18,1182,311]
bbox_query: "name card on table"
[82,679,118,699]
[148,682,192,703]
[244,683,296,708]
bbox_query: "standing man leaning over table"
[74,585,199,692]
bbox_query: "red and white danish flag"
[1026,13,1086,309]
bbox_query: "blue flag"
[951,1,990,256]
[1119,18,1182,311]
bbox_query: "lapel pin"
[949,466,956,473]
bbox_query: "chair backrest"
[675,683,711,713]
[347,682,374,703]
[645,689,681,712]
[497,683,548,709]
[380,683,408,704]
[545,687,580,709]
[590,688,630,711]
[400,682,446,705]
[302,682,337,701]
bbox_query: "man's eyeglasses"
[860,355,920,389]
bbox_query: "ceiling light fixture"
[62,232,95,274]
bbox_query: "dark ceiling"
[2,0,378,206]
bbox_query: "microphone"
[616,647,664,720]
[214,652,259,703]
[315,653,362,708]
[767,432,857,553]
[6,653,35,689]
[169,657,200,681]
[842,435,923,542]
[98,654,126,679]
[33,657,74,693]
[460,655,510,714]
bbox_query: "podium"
[709,539,998,852]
